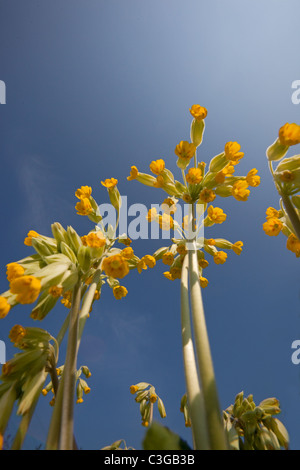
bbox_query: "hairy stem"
[187,203,228,450]
[59,281,82,450]
[180,255,210,450]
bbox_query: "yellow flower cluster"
[128,105,259,208]
[81,231,106,248]
[75,185,93,216]
[265,123,300,257]
[101,178,118,189]
[263,206,300,257]
[126,105,259,284]
[1,261,42,314]
[24,230,41,247]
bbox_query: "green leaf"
[142,422,191,450]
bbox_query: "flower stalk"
[180,255,209,450]
[59,281,82,450]
[187,203,228,450]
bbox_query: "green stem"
[180,255,210,450]
[59,281,82,450]
[181,169,187,187]
[46,373,65,450]
[187,204,228,450]
[77,269,101,353]
[281,194,300,241]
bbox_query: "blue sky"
[0,0,300,450]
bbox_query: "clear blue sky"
[0,0,300,450]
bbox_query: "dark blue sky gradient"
[0,0,300,450]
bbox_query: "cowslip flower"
[199,276,209,288]
[198,259,209,269]
[266,207,281,219]
[177,244,187,256]
[170,266,182,279]
[186,167,203,185]
[61,290,72,308]
[24,230,41,246]
[232,180,250,201]
[163,271,174,281]
[102,254,129,279]
[224,142,244,164]
[149,159,165,175]
[263,217,283,236]
[182,193,193,203]
[75,198,93,215]
[278,123,300,147]
[215,164,235,184]
[121,247,134,259]
[48,286,63,298]
[81,232,106,248]
[286,233,300,257]
[94,290,100,300]
[213,251,227,265]
[162,198,177,214]
[137,258,147,274]
[199,188,216,203]
[127,166,139,181]
[10,276,41,304]
[113,285,128,300]
[101,178,118,189]
[0,296,11,318]
[75,186,92,199]
[162,252,174,266]
[278,170,296,183]
[6,263,25,282]
[206,206,227,224]
[9,325,26,344]
[246,168,260,187]
[158,213,174,230]
[130,385,139,394]
[232,241,243,255]
[189,104,207,121]
[146,207,158,222]
[174,141,196,161]
[153,175,165,188]
[143,255,156,268]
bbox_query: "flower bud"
[51,223,70,246]
[157,397,166,418]
[214,184,233,197]
[136,173,157,187]
[81,366,92,378]
[275,154,300,172]
[67,226,82,253]
[30,292,58,320]
[267,418,289,449]
[60,242,78,265]
[209,153,227,173]
[266,138,289,161]
[108,186,122,213]
[31,238,54,257]
[190,118,205,147]
[77,246,92,273]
